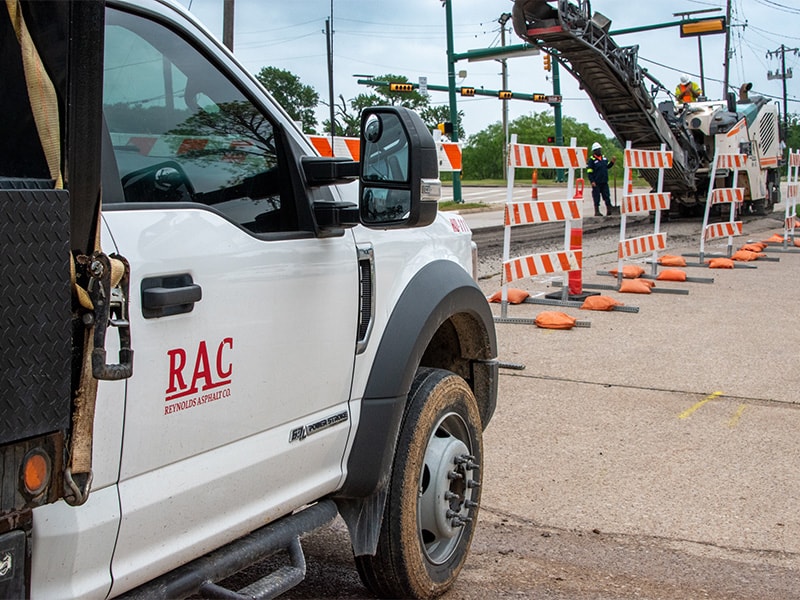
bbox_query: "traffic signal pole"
[444,0,463,203]
[552,56,564,182]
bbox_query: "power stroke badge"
[289,411,348,443]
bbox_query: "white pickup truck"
[0,1,498,598]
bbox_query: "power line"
[752,0,800,15]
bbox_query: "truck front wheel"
[355,367,483,599]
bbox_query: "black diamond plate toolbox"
[0,187,71,444]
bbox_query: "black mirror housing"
[358,106,440,229]
[301,156,359,187]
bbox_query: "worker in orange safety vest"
[675,74,702,103]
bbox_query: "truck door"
[100,5,358,592]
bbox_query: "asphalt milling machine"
[511,0,783,216]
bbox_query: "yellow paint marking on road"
[727,404,748,428]
[678,391,724,420]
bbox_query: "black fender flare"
[337,259,497,500]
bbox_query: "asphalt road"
[241,190,800,599]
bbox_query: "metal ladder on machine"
[519,0,698,197]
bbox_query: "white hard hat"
[591,142,602,151]
[680,74,690,84]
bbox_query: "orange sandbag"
[580,295,624,311]
[762,233,784,243]
[534,311,577,330]
[619,279,653,294]
[740,243,766,252]
[731,250,764,262]
[656,269,687,281]
[658,254,687,267]
[488,288,530,304]
[608,265,645,279]
[707,257,735,269]
[794,239,800,248]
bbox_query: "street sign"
[532,94,562,103]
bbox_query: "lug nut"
[448,470,463,480]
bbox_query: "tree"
[255,66,319,134]
[322,93,383,138]
[785,113,800,154]
[462,112,619,180]
[362,74,428,110]
[418,104,465,141]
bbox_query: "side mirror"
[359,106,441,229]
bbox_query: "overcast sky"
[177,0,800,139]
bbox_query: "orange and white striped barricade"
[431,130,463,173]
[496,134,598,324]
[691,150,758,269]
[308,132,463,173]
[781,149,800,250]
[307,135,361,160]
[591,143,696,293]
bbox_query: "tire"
[355,368,483,599]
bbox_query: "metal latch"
[86,252,133,380]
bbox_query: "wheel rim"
[417,411,480,565]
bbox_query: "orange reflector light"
[23,450,50,496]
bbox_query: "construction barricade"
[595,143,708,291]
[683,150,763,270]
[585,144,692,295]
[308,133,463,173]
[307,135,361,161]
[495,135,602,325]
[781,149,800,251]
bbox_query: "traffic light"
[498,90,512,100]
[543,54,551,71]
[389,82,413,92]
[547,135,555,143]
[437,122,454,135]
[460,87,476,96]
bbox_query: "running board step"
[199,537,306,600]
[120,500,337,600]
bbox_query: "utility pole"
[443,0,462,203]
[767,44,798,149]
[326,16,335,138]
[722,0,732,97]
[222,0,234,51]
[498,13,511,180]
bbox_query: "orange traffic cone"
[531,169,539,200]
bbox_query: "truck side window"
[103,8,296,233]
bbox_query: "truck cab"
[0,1,497,598]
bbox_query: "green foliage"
[461,112,620,181]
[417,104,465,140]
[255,66,319,133]
[322,94,365,137]
[333,75,464,139]
[364,74,428,110]
[785,113,800,154]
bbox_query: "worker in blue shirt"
[587,141,616,217]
